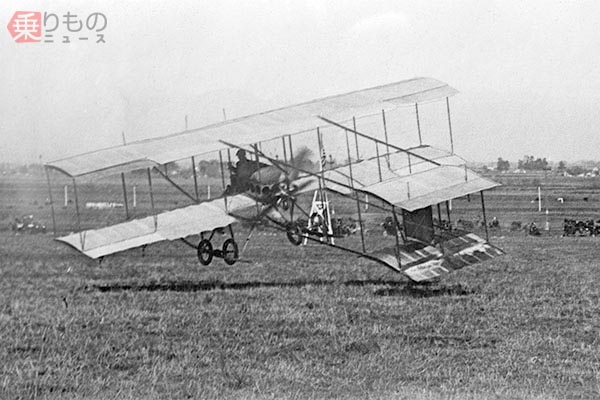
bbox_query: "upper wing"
[58,194,256,259]
[45,77,457,178]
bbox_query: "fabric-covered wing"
[324,146,467,188]
[46,78,457,178]
[324,146,499,211]
[364,166,498,212]
[58,195,256,259]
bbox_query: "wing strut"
[121,172,130,219]
[480,190,489,242]
[45,166,57,237]
[315,128,329,243]
[375,141,383,180]
[288,135,294,163]
[72,178,84,250]
[392,205,402,269]
[437,203,445,252]
[147,168,157,230]
[318,116,441,168]
[381,109,391,167]
[282,136,288,164]
[415,103,423,146]
[446,97,455,154]
[352,117,360,161]
[191,156,200,202]
[344,128,366,253]
[218,150,228,213]
[154,166,197,203]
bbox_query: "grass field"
[1,172,600,399]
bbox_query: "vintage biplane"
[44,77,503,282]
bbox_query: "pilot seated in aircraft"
[228,149,267,194]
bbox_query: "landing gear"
[222,238,239,265]
[196,225,239,266]
[286,223,303,246]
[280,198,291,211]
[197,239,214,265]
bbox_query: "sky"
[2,0,600,164]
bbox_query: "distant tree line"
[496,155,550,172]
[494,157,600,176]
[496,158,510,172]
[517,155,550,171]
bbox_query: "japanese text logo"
[7,11,107,43]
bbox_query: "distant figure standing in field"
[490,217,500,229]
[528,222,540,236]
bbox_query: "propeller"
[286,147,313,182]
[271,148,315,209]
[221,140,316,208]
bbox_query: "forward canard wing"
[57,195,255,259]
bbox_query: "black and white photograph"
[1,1,599,399]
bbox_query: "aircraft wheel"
[197,239,213,265]
[286,224,303,246]
[280,197,291,211]
[222,238,239,265]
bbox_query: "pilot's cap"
[236,149,246,157]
